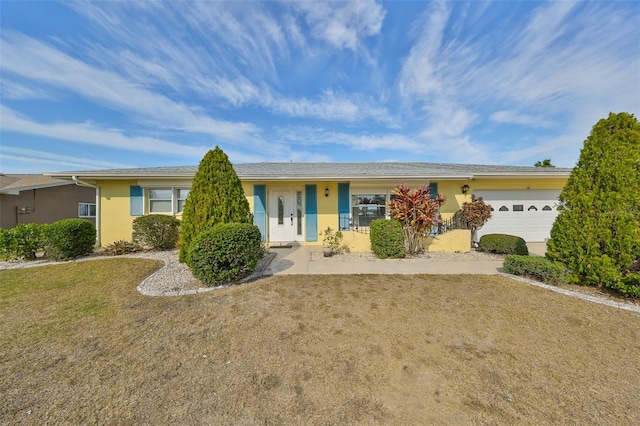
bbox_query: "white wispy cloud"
[0,80,53,100]
[292,1,385,50]
[0,32,259,141]
[1,106,211,158]
[60,2,393,126]
[397,1,639,165]
[270,89,392,124]
[1,147,131,170]
[276,125,424,153]
[489,111,553,128]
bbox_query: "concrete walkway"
[264,245,504,275]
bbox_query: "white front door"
[269,189,296,242]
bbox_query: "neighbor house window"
[352,194,387,227]
[78,202,96,218]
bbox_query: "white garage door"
[474,190,561,242]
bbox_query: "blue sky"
[1,1,638,174]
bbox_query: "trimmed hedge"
[43,219,96,260]
[503,255,568,285]
[132,214,180,250]
[370,219,405,259]
[187,223,263,286]
[0,223,44,260]
[478,234,529,255]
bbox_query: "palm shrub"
[179,147,251,264]
[370,219,405,258]
[43,219,96,260]
[546,112,640,297]
[388,184,446,255]
[102,240,143,256]
[188,223,263,286]
[132,214,180,250]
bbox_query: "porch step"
[268,243,293,249]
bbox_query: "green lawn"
[1,258,639,424]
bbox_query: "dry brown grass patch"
[1,260,639,424]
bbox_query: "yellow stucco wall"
[100,180,137,245]
[341,230,370,252]
[425,229,471,253]
[470,177,567,190]
[96,176,567,250]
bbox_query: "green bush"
[179,147,251,263]
[102,240,143,256]
[187,223,263,286]
[370,219,405,259]
[546,112,640,296]
[478,234,529,255]
[43,219,96,260]
[0,223,45,260]
[503,255,568,285]
[132,214,180,250]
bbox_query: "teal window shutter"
[305,185,318,242]
[253,185,267,242]
[429,182,438,200]
[338,182,350,230]
[130,185,143,216]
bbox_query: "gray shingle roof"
[0,174,73,194]
[47,162,572,180]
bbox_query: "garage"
[473,190,562,242]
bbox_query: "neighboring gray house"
[0,174,96,229]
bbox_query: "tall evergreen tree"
[179,147,251,263]
[546,112,640,296]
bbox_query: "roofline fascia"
[237,174,475,181]
[45,172,571,181]
[472,172,571,179]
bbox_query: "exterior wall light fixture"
[461,184,470,195]
[325,187,330,197]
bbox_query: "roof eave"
[473,172,571,179]
[0,181,74,193]
[236,174,474,181]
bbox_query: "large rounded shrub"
[132,214,180,250]
[370,219,405,259]
[44,219,96,260]
[188,223,263,286]
[0,223,44,260]
[478,234,528,255]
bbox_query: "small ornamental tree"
[388,184,446,255]
[546,112,640,297]
[179,147,251,263]
[456,194,492,246]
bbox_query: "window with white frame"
[177,188,189,213]
[78,202,96,218]
[148,188,190,214]
[149,189,173,213]
[351,193,387,227]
